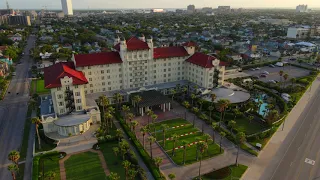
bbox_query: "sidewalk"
[243,76,320,180]
[23,110,36,180]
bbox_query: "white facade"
[287,27,310,39]
[61,0,73,16]
[296,5,308,13]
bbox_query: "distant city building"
[8,15,31,26]
[176,9,184,13]
[152,9,164,13]
[218,6,231,13]
[296,4,308,12]
[287,25,320,39]
[0,15,8,25]
[61,0,73,16]
[202,7,213,14]
[0,9,14,15]
[187,4,195,13]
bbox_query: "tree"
[113,147,119,157]
[233,108,242,120]
[181,140,189,165]
[197,141,208,180]
[219,132,226,153]
[153,157,163,167]
[170,89,176,101]
[98,95,109,127]
[228,120,236,134]
[211,93,217,105]
[192,107,199,114]
[151,114,158,135]
[235,132,246,166]
[146,109,154,125]
[248,115,254,124]
[109,172,120,180]
[140,126,148,148]
[130,120,139,136]
[211,122,218,143]
[8,150,20,165]
[208,106,214,123]
[171,134,180,156]
[191,93,196,106]
[279,70,284,85]
[31,117,42,150]
[44,171,56,180]
[113,93,122,110]
[7,164,18,180]
[283,73,289,87]
[161,124,169,147]
[122,105,130,118]
[132,95,142,113]
[197,99,204,111]
[107,106,115,128]
[116,129,123,144]
[119,140,130,160]
[29,98,37,110]
[148,136,156,158]
[168,173,176,180]
[265,110,279,125]
[126,113,135,124]
[217,99,231,127]
[128,169,137,180]
[182,101,190,109]
[104,112,113,134]
[122,160,131,180]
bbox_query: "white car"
[250,68,256,71]
[255,67,261,70]
[268,80,277,84]
[263,71,269,75]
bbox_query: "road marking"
[305,158,315,165]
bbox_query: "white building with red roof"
[42,36,226,137]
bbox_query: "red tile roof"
[182,41,197,47]
[74,52,122,67]
[186,52,216,68]
[44,62,88,89]
[153,46,189,59]
[114,37,150,51]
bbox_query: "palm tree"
[112,147,119,157]
[181,140,189,165]
[197,99,204,111]
[182,101,190,109]
[113,93,122,110]
[109,172,120,180]
[233,109,241,120]
[283,73,289,88]
[219,132,226,153]
[122,160,131,180]
[119,140,130,160]
[8,150,20,165]
[279,70,284,85]
[192,107,199,114]
[140,126,148,148]
[235,132,246,166]
[153,157,163,167]
[195,137,201,160]
[171,134,179,156]
[128,169,137,180]
[168,173,176,180]
[148,136,156,159]
[133,95,142,114]
[151,114,158,135]
[191,93,196,106]
[104,112,113,134]
[228,120,236,134]
[204,133,212,144]
[182,87,188,99]
[170,89,176,101]
[211,93,217,105]
[31,117,42,150]
[198,142,208,180]
[116,129,123,144]
[248,115,254,124]
[208,106,214,123]
[107,106,115,128]
[217,99,230,127]
[7,164,18,180]
[98,95,109,127]
[130,121,139,136]
[211,122,218,143]
[122,105,130,118]
[265,110,279,126]
[126,113,134,124]
[146,109,154,125]
[44,171,56,180]
[161,124,169,147]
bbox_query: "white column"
[141,107,144,116]
[163,103,166,112]
[168,102,171,111]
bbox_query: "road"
[0,35,35,180]
[270,83,320,180]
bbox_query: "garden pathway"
[133,102,256,179]
[59,149,110,180]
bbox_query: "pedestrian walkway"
[59,149,110,180]
[23,110,36,180]
[243,76,320,180]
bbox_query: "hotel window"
[76,99,81,103]
[103,88,106,91]
[75,92,80,96]
[59,102,64,106]
[88,72,92,75]
[101,76,104,80]
[88,66,91,69]
[168,68,171,71]
[74,85,78,89]
[90,84,93,87]
[77,106,82,110]
[144,54,147,58]
[134,55,137,58]
[108,87,111,90]
[107,70,110,73]
[164,63,166,66]
[102,82,105,85]
[108,82,111,85]
[164,69,166,72]
[139,54,142,58]
[89,78,92,81]
[101,70,104,74]
[57,87,61,91]
[60,109,64,114]
[58,94,63,99]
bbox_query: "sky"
[2,0,320,10]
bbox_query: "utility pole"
[6,0,10,9]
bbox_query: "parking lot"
[225,65,310,83]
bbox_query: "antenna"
[6,0,10,9]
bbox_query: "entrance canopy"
[132,90,171,108]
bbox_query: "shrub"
[32,151,60,180]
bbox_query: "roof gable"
[182,41,197,47]
[74,52,122,67]
[114,37,150,51]
[186,52,216,68]
[153,46,189,59]
[44,62,88,89]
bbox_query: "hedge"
[32,151,60,180]
[115,113,165,180]
[289,63,318,71]
[241,60,280,70]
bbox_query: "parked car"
[252,75,259,79]
[255,67,261,70]
[269,64,275,68]
[268,80,277,84]
[275,62,284,67]
[260,74,267,77]
[263,71,269,75]
[250,68,256,71]
[289,58,296,61]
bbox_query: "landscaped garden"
[32,151,63,180]
[151,118,222,165]
[64,151,107,180]
[194,164,248,180]
[31,79,50,95]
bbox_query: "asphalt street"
[270,82,320,180]
[0,35,35,180]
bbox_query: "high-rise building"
[61,0,73,16]
[218,6,231,13]
[296,4,308,12]
[187,5,195,13]
[8,15,31,26]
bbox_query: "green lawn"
[65,152,107,180]
[232,118,268,135]
[33,80,50,95]
[99,141,126,179]
[154,118,222,165]
[197,164,248,180]
[39,154,60,180]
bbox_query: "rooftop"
[74,52,122,67]
[186,52,216,68]
[114,37,150,51]
[153,46,189,59]
[54,112,91,127]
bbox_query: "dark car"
[260,74,267,77]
